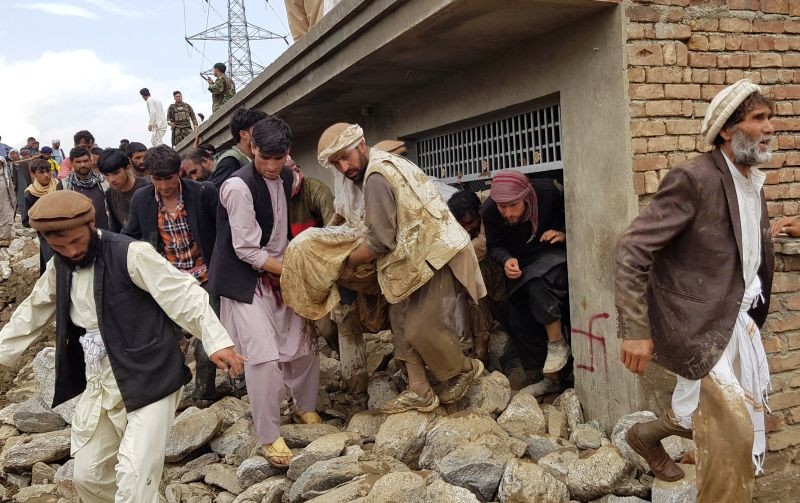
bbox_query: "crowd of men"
[0,79,798,503]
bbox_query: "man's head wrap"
[317,123,364,169]
[28,191,95,233]
[701,79,761,146]
[374,139,407,156]
[490,169,538,237]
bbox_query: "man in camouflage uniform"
[167,91,199,147]
[207,63,236,113]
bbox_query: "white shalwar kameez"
[147,97,168,147]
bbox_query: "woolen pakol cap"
[700,79,761,146]
[28,191,96,232]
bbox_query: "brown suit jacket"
[615,148,774,380]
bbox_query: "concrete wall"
[288,6,640,429]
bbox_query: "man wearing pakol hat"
[315,123,487,414]
[0,191,245,503]
[616,79,776,501]
[482,170,569,382]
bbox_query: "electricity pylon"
[187,0,285,89]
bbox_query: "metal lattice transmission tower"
[187,0,284,89]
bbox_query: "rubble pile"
[0,228,699,502]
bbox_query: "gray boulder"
[232,475,290,503]
[419,411,512,471]
[565,445,633,501]
[367,373,399,411]
[12,397,65,434]
[31,461,58,485]
[651,464,697,503]
[363,471,427,503]
[497,392,546,437]
[426,479,481,503]
[208,396,251,429]
[570,423,605,450]
[373,410,436,469]
[285,455,365,503]
[346,411,387,443]
[165,407,223,462]
[538,448,579,482]
[3,429,71,471]
[279,423,341,448]
[498,458,570,503]
[439,442,514,502]
[236,455,283,487]
[11,484,59,503]
[32,348,78,424]
[201,463,243,495]
[53,459,76,500]
[210,418,260,457]
[553,389,584,434]
[456,371,511,416]
[164,482,214,503]
[288,431,362,480]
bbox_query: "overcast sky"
[1,0,290,149]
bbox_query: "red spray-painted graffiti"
[571,312,610,374]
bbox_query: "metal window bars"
[415,102,563,188]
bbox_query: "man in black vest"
[124,145,221,406]
[0,191,244,502]
[208,116,321,469]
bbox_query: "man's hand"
[540,229,566,244]
[169,121,176,128]
[209,347,247,377]
[206,77,214,84]
[261,256,283,275]
[771,216,800,237]
[620,338,654,375]
[504,258,522,279]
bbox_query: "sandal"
[263,436,293,469]
[292,408,323,425]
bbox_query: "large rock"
[538,448,579,482]
[521,433,572,461]
[363,471,427,503]
[164,482,214,503]
[0,403,22,426]
[210,418,259,457]
[439,442,515,502]
[426,479,481,503]
[565,445,633,501]
[319,354,342,391]
[651,464,697,503]
[31,461,58,485]
[280,423,341,448]
[11,484,59,503]
[542,404,569,439]
[419,411,512,471]
[202,463,243,495]
[569,423,605,450]
[303,475,380,503]
[456,371,511,416]
[497,392,546,438]
[553,389,584,434]
[498,458,570,503]
[32,348,78,424]
[208,397,250,429]
[367,373,399,411]
[53,459,76,500]
[610,411,659,472]
[346,411,387,443]
[3,429,71,471]
[288,431,362,480]
[373,410,436,469]
[488,330,516,369]
[170,453,220,484]
[285,455,365,503]
[12,397,65,434]
[236,455,283,487]
[233,475,290,503]
[165,408,223,462]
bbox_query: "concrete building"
[187,0,800,498]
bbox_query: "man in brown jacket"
[615,79,775,503]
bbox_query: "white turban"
[317,124,364,169]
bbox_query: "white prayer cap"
[700,79,761,145]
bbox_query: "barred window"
[414,100,562,186]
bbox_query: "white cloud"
[15,3,99,19]
[80,0,139,17]
[0,49,214,150]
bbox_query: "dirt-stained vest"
[364,149,469,303]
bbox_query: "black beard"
[58,231,99,269]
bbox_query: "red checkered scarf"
[490,170,538,239]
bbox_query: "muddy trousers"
[389,266,467,382]
[693,373,755,503]
[330,302,368,394]
[72,389,181,503]
[246,354,320,444]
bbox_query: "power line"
[264,0,291,43]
